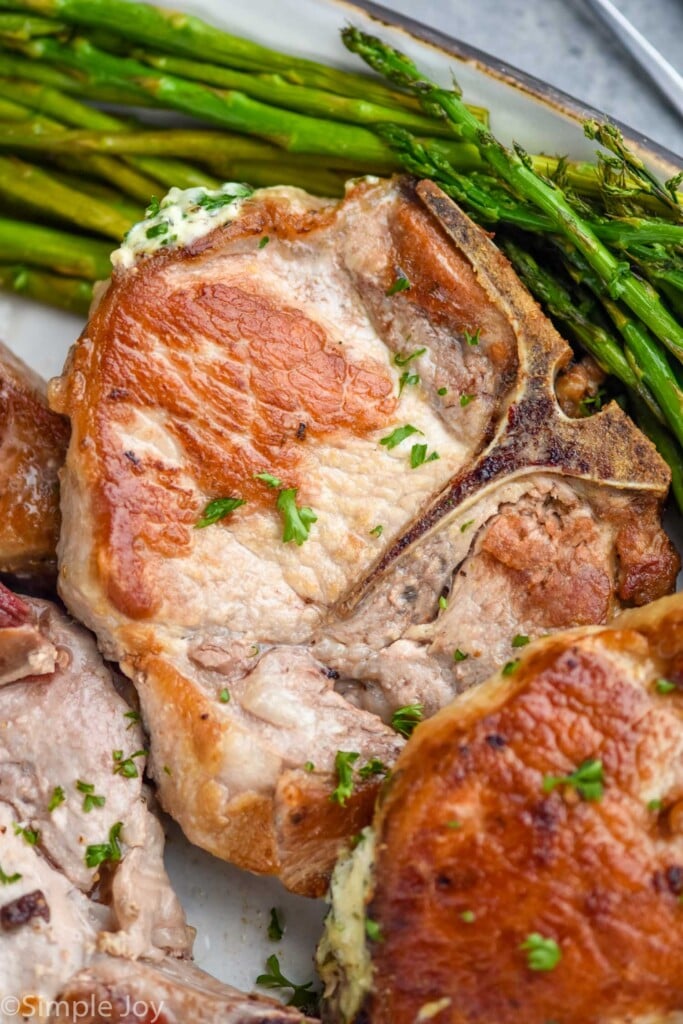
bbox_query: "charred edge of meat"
[0,889,50,931]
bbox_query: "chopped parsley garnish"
[578,387,607,415]
[145,196,160,217]
[656,677,677,694]
[48,786,65,812]
[386,273,411,296]
[163,765,172,776]
[145,220,169,239]
[258,235,270,248]
[254,471,283,488]
[330,751,359,806]
[512,634,530,648]
[464,328,481,346]
[196,183,253,211]
[219,688,230,703]
[390,703,424,738]
[437,386,448,396]
[439,596,448,611]
[0,865,21,885]
[502,659,520,676]
[365,917,384,942]
[460,910,476,923]
[460,520,474,534]
[543,758,604,802]
[14,825,39,846]
[358,757,389,779]
[647,798,663,812]
[277,488,317,545]
[85,822,124,869]
[124,709,141,729]
[256,955,317,1011]
[369,524,383,537]
[410,443,439,468]
[394,347,426,367]
[303,761,315,773]
[112,749,145,779]
[380,424,422,449]
[520,933,562,971]
[268,907,284,942]
[460,393,474,407]
[195,496,246,529]
[76,781,105,813]
[445,819,463,829]
[398,371,420,396]
[453,648,468,662]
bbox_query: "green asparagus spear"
[0,0,421,105]
[7,35,480,166]
[343,27,683,366]
[0,46,155,101]
[0,261,92,312]
[0,11,64,37]
[0,154,134,238]
[0,216,111,277]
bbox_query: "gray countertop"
[382,0,683,158]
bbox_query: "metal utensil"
[582,0,683,120]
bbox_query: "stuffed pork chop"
[318,591,683,1024]
[0,582,316,1023]
[51,176,678,896]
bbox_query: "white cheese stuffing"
[111,182,255,270]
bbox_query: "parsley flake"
[390,703,423,738]
[647,798,663,812]
[512,634,530,648]
[453,648,469,662]
[410,443,439,468]
[254,472,283,489]
[386,273,411,296]
[398,371,420,396]
[303,761,315,773]
[502,659,520,676]
[145,196,160,217]
[437,386,448,396]
[358,757,389,779]
[330,751,359,806]
[460,519,474,532]
[76,781,106,813]
[219,688,230,703]
[656,677,677,694]
[445,819,463,829]
[258,235,270,248]
[365,917,384,942]
[267,907,284,942]
[112,749,145,779]
[460,909,476,923]
[460,393,474,407]
[85,822,124,869]
[464,328,481,346]
[380,424,422,449]
[196,183,253,212]
[48,786,65,812]
[124,709,141,729]
[0,865,21,885]
[145,220,169,239]
[439,595,448,611]
[195,496,246,529]
[277,488,317,545]
[394,347,426,367]
[369,524,383,537]
[520,933,562,971]
[14,825,39,846]
[543,758,604,802]
[256,955,317,1012]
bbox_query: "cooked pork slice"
[54,957,317,1023]
[0,340,68,583]
[51,177,677,895]
[318,592,683,1024]
[0,583,316,1023]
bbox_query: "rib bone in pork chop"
[0,584,315,1024]
[51,177,678,896]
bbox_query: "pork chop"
[318,591,683,1024]
[0,340,68,585]
[51,176,678,895]
[0,583,315,1024]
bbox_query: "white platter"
[5,0,682,1003]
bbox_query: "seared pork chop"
[0,584,315,1024]
[51,177,678,895]
[318,592,683,1024]
[0,341,68,584]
